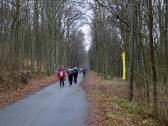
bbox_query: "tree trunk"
[129,0,136,101]
[15,0,21,73]
[148,0,158,116]
[32,0,39,72]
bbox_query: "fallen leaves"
[0,74,58,109]
[83,72,159,126]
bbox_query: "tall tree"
[148,0,158,115]
[129,0,136,101]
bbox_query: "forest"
[0,0,87,82]
[89,0,168,124]
[0,0,168,125]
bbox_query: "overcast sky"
[80,24,91,51]
[78,2,93,51]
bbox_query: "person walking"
[67,68,74,86]
[57,67,66,87]
[82,66,87,77]
[73,67,78,84]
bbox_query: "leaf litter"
[83,72,160,126]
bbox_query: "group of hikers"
[57,66,87,87]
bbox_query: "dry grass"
[83,72,160,126]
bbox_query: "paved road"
[0,75,88,126]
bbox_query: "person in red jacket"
[57,67,67,87]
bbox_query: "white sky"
[78,2,93,51]
[80,24,91,51]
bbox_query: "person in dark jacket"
[73,67,78,84]
[82,66,87,77]
[67,68,74,85]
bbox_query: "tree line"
[0,0,86,84]
[88,0,168,124]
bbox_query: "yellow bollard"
[122,51,127,80]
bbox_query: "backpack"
[60,71,64,77]
[67,69,74,75]
[74,69,78,74]
[58,70,64,77]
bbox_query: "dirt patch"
[0,74,58,109]
[83,72,160,126]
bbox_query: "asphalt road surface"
[0,75,88,126]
